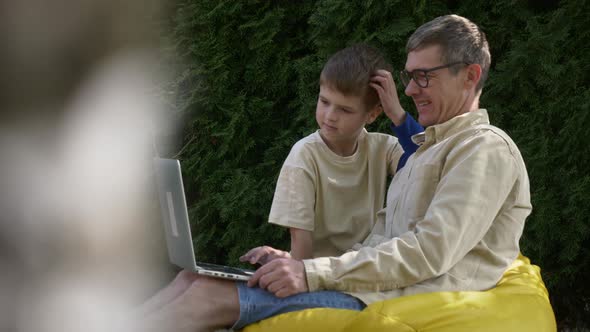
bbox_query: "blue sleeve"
[391,113,423,171]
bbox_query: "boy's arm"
[250,145,315,265]
[289,228,313,260]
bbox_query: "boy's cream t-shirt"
[268,129,404,258]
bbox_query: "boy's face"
[316,84,380,150]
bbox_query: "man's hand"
[247,258,309,298]
[240,246,291,266]
[370,69,406,126]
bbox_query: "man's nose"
[405,79,420,96]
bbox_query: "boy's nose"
[325,108,338,122]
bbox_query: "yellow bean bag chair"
[244,254,556,332]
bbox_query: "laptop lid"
[153,158,253,281]
[153,158,199,272]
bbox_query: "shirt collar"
[410,109,490,147]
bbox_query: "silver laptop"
[153,158,254,281]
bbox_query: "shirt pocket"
[402,163,441,223]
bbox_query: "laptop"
[153,158,254,281]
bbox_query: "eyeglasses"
[399,62,470,88]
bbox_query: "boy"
[241,44,423,263]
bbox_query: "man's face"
[404,45,468,127]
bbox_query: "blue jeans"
[232,282,366,330]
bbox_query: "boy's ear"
[366,104,383,125]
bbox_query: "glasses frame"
[400,62,470,88]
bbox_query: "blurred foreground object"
[0,0,177,331]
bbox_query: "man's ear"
[464,64,482,90]
[366,104,383,125]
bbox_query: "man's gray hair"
[406,14,491,93]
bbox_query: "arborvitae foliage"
[170,0,318,265]
[168,0,589,328]
[481,1,590,327]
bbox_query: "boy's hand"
[240,246,291,266]
[247,258,309,297]
[370,69,406,126]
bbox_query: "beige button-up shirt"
[303,109,531,304]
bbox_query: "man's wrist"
[389,110,407,127]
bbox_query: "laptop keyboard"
[196,261,254,276]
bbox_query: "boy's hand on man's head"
[247,258,309,297]
[370,70,406,126]
[240,246,291,266]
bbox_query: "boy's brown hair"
[320,44,392,110]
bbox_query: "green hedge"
[167,0,589,328]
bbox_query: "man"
[139,14,531,331]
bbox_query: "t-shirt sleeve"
[268,162,316,231]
